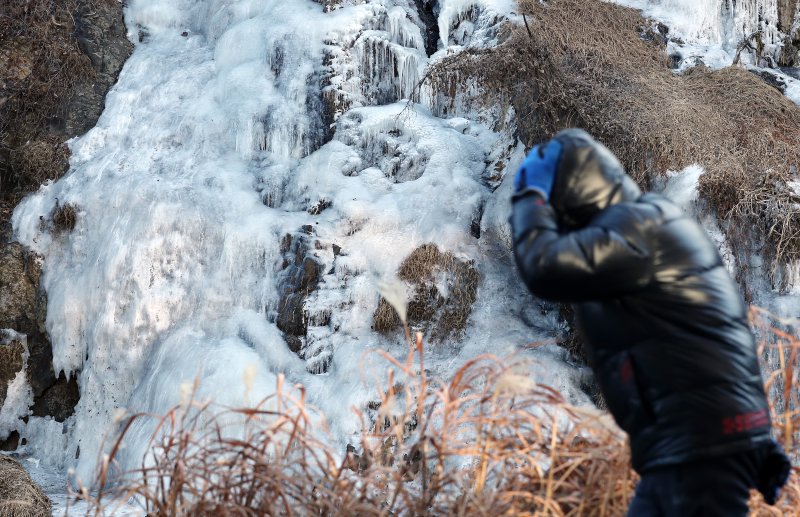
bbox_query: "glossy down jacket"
[511,129,772,473]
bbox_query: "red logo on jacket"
[722,409,769,435]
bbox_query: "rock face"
[275,230,326,354]
[778,0,799,32]
[0,245,79,426]
[0,0,132,447]
[778,1,800,65]
[0,456,51,517]
[413,0,441,57]
[65,1,134,137]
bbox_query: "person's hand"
[513,139,563,200]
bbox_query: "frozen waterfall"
[10,0,583,489]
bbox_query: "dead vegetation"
[51,202,77,234]
[0,456,51,517]
[77,310,800,516]
[424,0,800,281]
[373,244,480,340]
[0,0,93,195]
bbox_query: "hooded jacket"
[511,129,772,473]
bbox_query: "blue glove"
[514,139,563,200]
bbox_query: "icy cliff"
[10,0,580,486]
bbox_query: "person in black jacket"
[510,128,791,516]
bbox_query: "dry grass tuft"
[78,311,800,516]
[425,0,800,276]
[373,244,480,340]
[80,335,638,516]
[7,136,70,191]
[51,202,78,234]
[0,455,52,517]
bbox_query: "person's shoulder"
[591,194,666,229]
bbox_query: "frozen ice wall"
[10,0,586,487]
[610,0,785,68]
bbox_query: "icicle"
[386,6,425,50]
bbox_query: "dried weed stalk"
[75,307,800,516]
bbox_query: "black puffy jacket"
[511,129,772,473]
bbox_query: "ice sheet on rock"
[0,331,32,441]
[438,0,517,48]
[609,0,780,48]
[608,0,789,74]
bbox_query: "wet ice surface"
[8,0,586,507]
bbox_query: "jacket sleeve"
[511,193,653,302]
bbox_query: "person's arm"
[511,192,653,302]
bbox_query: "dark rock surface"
[750,68,788,92]
[65,0,134,137]
[0,245,79,426]
[414,0,441,57]
[275,232,326,354]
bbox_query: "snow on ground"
[8,0,587,506]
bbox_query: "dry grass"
[373,244,480,340]
[424,0,800,277]
[0,456,52,517]
[75,309,800,516]
[0,0,93,191]
[51,202,77,234]
[7,136,70,191]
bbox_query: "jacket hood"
[550,129,642,229]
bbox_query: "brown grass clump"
[51,202,78,234]
[425,0,800,277]
[0,0,93,193]
[373,244,480,340]
[0,455,52,517]
[7,136,70,191]
[78,311,800,516]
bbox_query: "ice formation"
[610,0,792,70]
[6,0,800,507]
[9,0,582,490]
